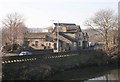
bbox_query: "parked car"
[19,51,32,56]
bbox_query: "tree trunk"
[105,29,109,53]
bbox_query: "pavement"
[2,53,18,57]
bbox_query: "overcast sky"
[0,0,119,29]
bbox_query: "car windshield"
[19,51,32,55]
[21,52,26,54]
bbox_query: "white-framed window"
[73,42,76,46]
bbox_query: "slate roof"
[59,32,77,42]
[66,25,81,32]
[52,25,82,33]
[46,31,77,43]
[53,23,76,26]
[25,32,47,39]
[46,33,73,43]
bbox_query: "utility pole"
[57,21,59,52]
[50,20,59,52]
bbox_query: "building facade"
[24,32,47,49]
[24,23,89,52]
[44,23,89,52]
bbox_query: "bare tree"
[85,9,118,52]
[2,13,27,51]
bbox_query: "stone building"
[44,23,89,52]
[24,23,89,52]
[24,32,47,49]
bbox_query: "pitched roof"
[25,32,47,39]
[52,25,82,33]
[59,32,77,42]
[53,23,76,26]
[66,25,81,32]
[46,33,73,43]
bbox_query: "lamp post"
[50,20,59,52]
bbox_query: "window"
[54,43,57,50]
[32,44,34,46]
[35,41,38,47]
[78,42,81,46]
[48,43,51,48]
[61,42,63,47]
[49,43,51,46]
[46,43,48,46]
[73,42,76,46]
[79,42,81,46]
